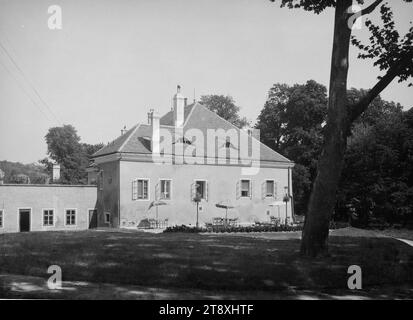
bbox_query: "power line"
[0,53,53,123]
[0,38,62,125]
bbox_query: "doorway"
[88,209,97,229]
[19,209,31,232]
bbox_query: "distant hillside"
[0,160,49,184]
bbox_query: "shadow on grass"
[1,230,413,299]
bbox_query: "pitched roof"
[160,103,195,126]
[92,103,292,164]
[93,124,139,157]
[184,103,291,163]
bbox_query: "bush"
[329,221,350,230]
[163,225,207,233]
[164,221,349,234]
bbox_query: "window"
[0,210,3,228]
[132,179,149,200]
[195,180,206,199]
[105,212,111,224]
[43,209,54,226]
[265,180,275,198]
[160,180,171,200]
[66,209,76,225]
[241,180,251,197]
[174,137,192,145]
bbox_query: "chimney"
[173,85,185,127]
[120,125,127,135]
[149,109,160,154]
[52,164,61,182]
[147,109,154,125]
[247,128,260,141]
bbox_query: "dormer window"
[221,138,238,150]
[183,137,192,145]
[173,137,192,145]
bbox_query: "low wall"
[0,184,97,233]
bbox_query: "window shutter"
[262,182,266,199]
[132,180,136,200]
[155,182,160,200]
[206,182,209,201]
[191,182,196,201]
[274,181,278,199]
[250,180,253,199]
[236,180,240,199]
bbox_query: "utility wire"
[0,38,62,125]
[0,53,53,123]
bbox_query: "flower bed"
[164,221,349,233]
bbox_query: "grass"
[1,229,413,299]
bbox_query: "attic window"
[174,137,192,145]
[222,139,238,150]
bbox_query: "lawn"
[1,229,413,299]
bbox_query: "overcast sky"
[0,0,412,163]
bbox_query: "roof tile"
[93,102,292,164]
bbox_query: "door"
[19,209,31,232]
[88,209,97,229]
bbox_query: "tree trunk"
[300,0,353,257]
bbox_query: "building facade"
[0,184,97,233]
[91,86,295,229]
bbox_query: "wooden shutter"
[155,182,160,200]
[166,180,171,200]
[274,181,278,199]
[132,180,137,200]
[261,181,266,199]
[250,180,253,199]
[205,182,209,201]
[191,182,196,201]
[236,180,240,199]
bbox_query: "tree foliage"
[338,106,413,226]
[200,95,249,128]
[256,80,328,215]
[351,2,413,86]
[0,161,48,184]
[42,125,104,184]
[270,0,413,257]
[256,81,411,225]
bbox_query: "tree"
[271,0,413,257]
[348,88,403,126]
[256,80,328,215]
[0,160,48,184]
[256,84,290,151]
[200,95,249,128]
[338,106,413,227]
[9,173,30,184]
[42,125,104,184]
